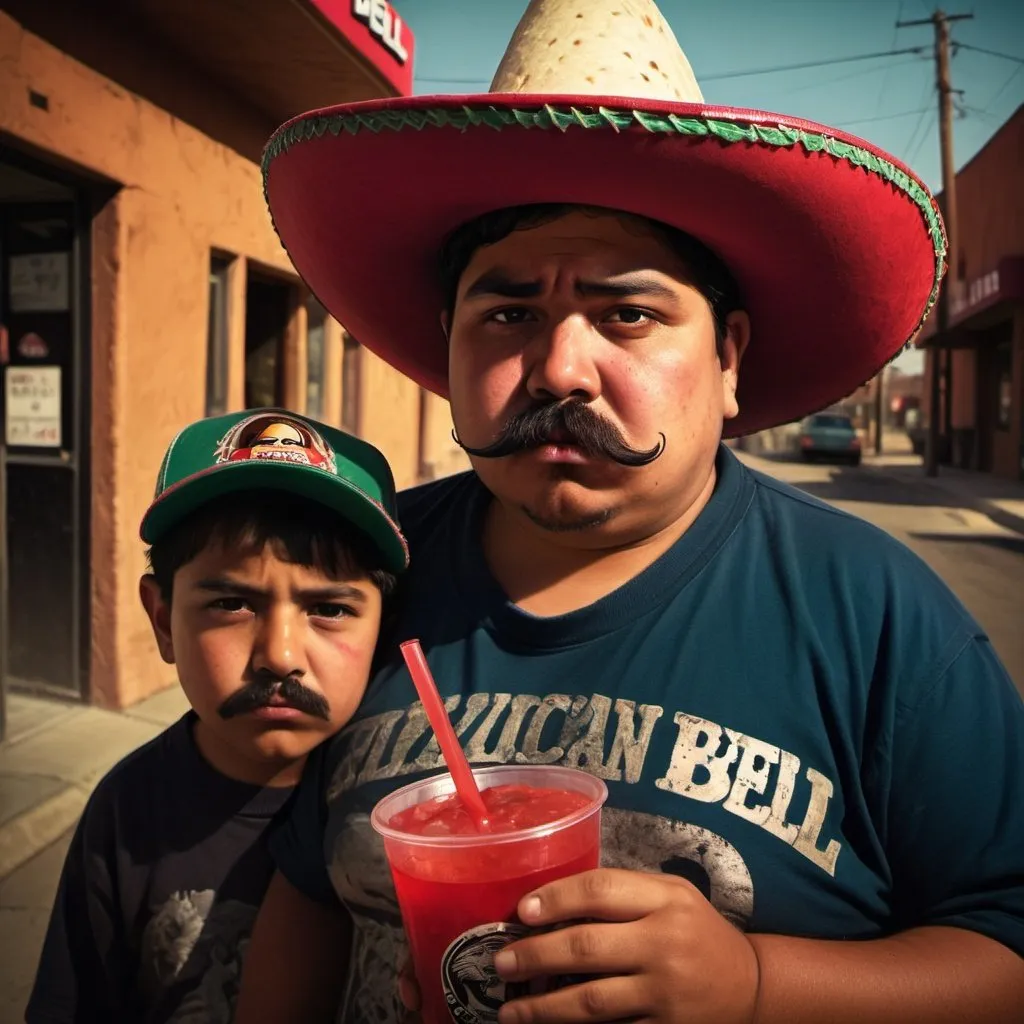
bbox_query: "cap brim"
[139,461,408,574]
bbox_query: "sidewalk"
[861,451,1024,536]
[0,685,188,1023]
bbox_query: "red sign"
[17,332,49,358]
[949,255,1024,326]
[309,0,415,96]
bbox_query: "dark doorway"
[244,273,292,409]
[975,322,1013,474]
[0,152,92,735]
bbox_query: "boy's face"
[140,538,383,780]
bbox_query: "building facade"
[0,0,468,731]
[917,104,1024,481]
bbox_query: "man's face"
[140,539,382,774]
[446,211,748,544]
[253,423,305,450]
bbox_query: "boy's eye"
[210,597,249,613]
[311,603,353,620]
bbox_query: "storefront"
[0,1,467,730]
[918,105,1024,482]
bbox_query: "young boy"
[26,409,407,1024]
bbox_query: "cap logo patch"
[214,413,337,474]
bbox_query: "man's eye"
[210,597,248,613]
[490,307,534,324]
[311,603,353,620]
[606,307,652,325]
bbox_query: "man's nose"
[525,314,601,403]
[251,607,307,679]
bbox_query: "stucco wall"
[1,12,299,708]
[950,109,1024,283]
[2,10,471,709]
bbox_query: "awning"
[109,0,414,122]
[916,255,1024,348]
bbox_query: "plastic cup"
[371,764,608,1024]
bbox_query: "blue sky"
[392,0,1023,372]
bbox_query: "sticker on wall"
[16,332,49,358]
[8,252,70,312]
[4,365,62,447]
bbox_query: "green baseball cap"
[140,408,408,573]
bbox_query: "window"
[995,341,1012,431]
[206,257,230,416]
[244,274,291,409]
[306,297,328,420]
[342,332,361,435]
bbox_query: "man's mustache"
[451,400,665,467]
[218,673,331,721]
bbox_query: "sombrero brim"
[262,94,946,437]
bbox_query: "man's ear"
[139,575,175,665]
[721,310,751,421]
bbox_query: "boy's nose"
[252,609,308,679]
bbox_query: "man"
[238,1,1024,1021]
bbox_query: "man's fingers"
[497,975,648,1024]
[497,921,644,981]
[518,868,694,926]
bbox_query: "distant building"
[0,0,467,726]
[915,103,1024,481]
[839,370,923,438]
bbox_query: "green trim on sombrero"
[262,102,947,350]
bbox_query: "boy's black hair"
[438,203,744,355]
[146,490,397,604]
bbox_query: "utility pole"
[874,367,885,455]
[897,8,972,477]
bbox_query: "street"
[1,454,1023,1023]
[738,451,1024,695]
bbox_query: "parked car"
[904,407,927,455]
[797,413,861,466]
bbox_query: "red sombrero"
[262,0,946,437]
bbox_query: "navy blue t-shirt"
[273,446,1024,1023]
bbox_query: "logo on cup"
[441,922,532,1022]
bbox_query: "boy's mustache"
[218,672,331,721]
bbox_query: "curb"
[0,785,86,880]
[860,462,1024,537]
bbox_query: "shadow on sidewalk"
[777,465,976,510]
[908,532,1024,557]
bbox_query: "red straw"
[400,639,490,830]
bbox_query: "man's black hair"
[438,204,743,354]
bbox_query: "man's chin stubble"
[520,504,617,533]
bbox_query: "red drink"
[371,766,607,1024]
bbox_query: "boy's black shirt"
[26,711,296,1023]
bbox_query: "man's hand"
[493,868,760,1023]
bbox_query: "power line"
[415,76,487,85]
[984,64,1023,108]
[787,56,924,95]
[699,46,928,81]
[875,0,906,118]
[414,46,928,86]
[906,112,935,167]
[952,42,1024,65]
[839,107,932,128]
